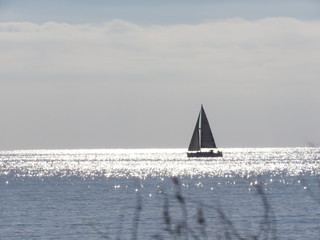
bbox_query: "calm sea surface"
[0,148,319,239]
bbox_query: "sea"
[0,147,319,240]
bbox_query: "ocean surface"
[0,148,320,240]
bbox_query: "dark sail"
[188,113,200,151]
[187,105,222,157]
[200,106,217,149]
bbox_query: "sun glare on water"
[0,148,319,178]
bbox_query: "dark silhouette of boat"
[187,105,223,158]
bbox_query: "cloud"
[1,18,319,83]
[0,18,319,148]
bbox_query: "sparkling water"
[0,148,319,239]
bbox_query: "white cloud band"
[0,18,319,83]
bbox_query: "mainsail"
[188,105,217,151]
[200,106,217,149]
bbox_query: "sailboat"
[187,105,223,158]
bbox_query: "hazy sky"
[0,0,319,149]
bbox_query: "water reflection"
[0,148,319,178]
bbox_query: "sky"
[0,0,319,149]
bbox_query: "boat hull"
[187,151,223,158]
